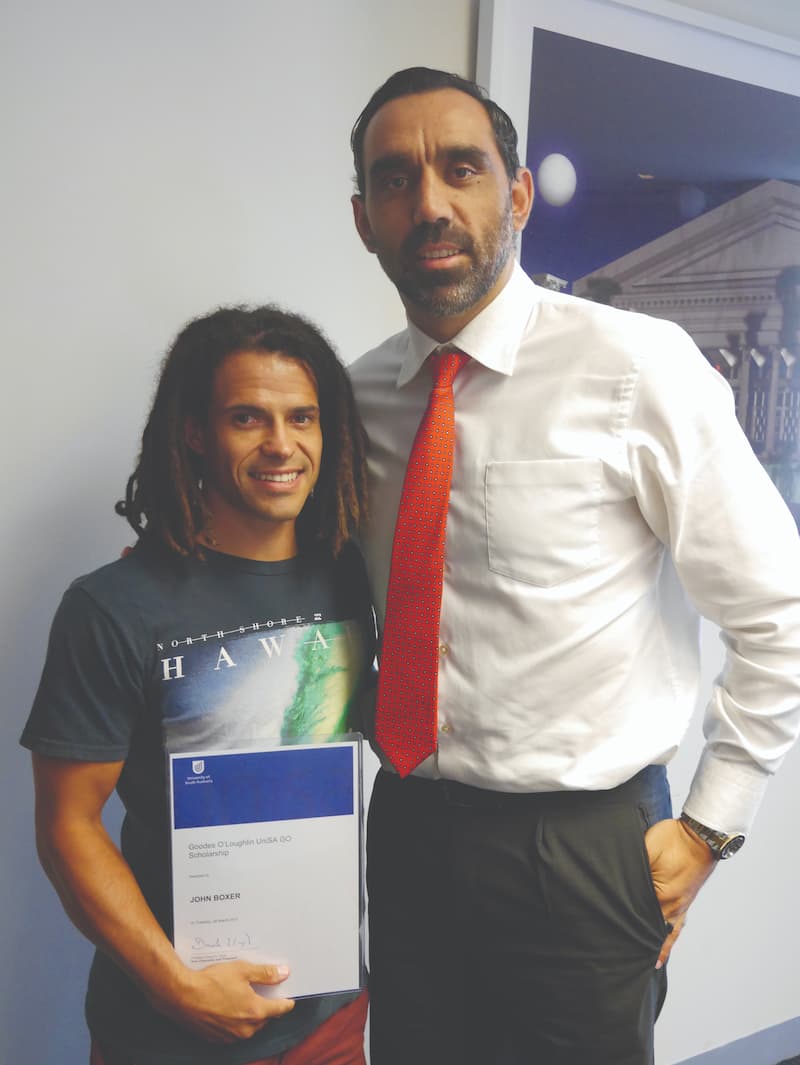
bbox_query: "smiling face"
[186,350,322,561]
[352,88,533,341]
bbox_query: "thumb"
[245,962,291,987]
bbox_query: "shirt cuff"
[682,747,770,836]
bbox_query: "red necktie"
[374,347,469,777]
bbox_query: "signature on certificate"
[193,932,254,950]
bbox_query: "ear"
[510,167,534,234]
[184,417,205,456]
[351,194,377,253]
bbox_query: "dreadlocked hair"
[116,305,369,559]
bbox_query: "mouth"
[417,245,462,260]
[405,224,471,262]
[249,471,301,484]
[413,244,467,272]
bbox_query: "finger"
[235,997,295,1034]
[215,996,295,1039]
[209,1030,240,1045]
[261,997,296,1019]
[247,963,291,986]
[656,915,685,969]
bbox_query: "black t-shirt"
[21,539,374,1065]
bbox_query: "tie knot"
[429,347,469,390]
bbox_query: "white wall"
[0,3,476,1063]
[657,634,800,1062]
[2,2,798,1064]
[673,0,800,37]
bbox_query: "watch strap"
[680,812,745,860]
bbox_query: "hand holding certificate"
[169,738,364,1000]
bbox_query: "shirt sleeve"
[626,320,800,834]
[21,584,146,762]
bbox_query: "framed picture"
[477,0,800,522]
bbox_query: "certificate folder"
[169,738,364,1001]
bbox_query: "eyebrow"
[368,153,413,183]
[445,146,493,169]
[368,145,494,184]
[224,403,320,416]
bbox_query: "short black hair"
[351,66,520,197]
[116,306,368,558]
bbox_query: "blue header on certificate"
[171,745,355,830]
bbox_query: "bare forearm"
[37,815,188,1004]
[32,754,293,1043]
[37,815,294,1042]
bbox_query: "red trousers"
[90,991,368,1065]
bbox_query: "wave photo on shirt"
[159,620,366,751]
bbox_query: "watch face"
[719,834,746,860]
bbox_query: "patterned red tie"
[374,347,469,777]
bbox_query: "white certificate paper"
[169,739,363,1000]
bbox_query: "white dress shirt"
[350,264,800,834]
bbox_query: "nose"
[260,420,293,459]
[412,170,452,226]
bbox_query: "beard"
[382,201,516,318]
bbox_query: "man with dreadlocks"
[21,306,372,1065]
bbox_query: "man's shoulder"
[536,285,683,335]
[64,541,189,621]
[530,286,696,364]
[330,538,370,589]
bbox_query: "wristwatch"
[680,813,746,860]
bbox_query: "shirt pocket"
[484,459,601,587]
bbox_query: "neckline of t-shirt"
[198,547,304,577]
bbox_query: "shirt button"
[440,723,451,734]
[439,644,449,656]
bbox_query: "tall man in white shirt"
[348,67,800,1065]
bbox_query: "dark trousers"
[367,766,672,1065]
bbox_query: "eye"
[452,164,477,181]
[380,173,408,192]
[291,411,318,426]
[232,412,258,426]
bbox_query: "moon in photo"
[537,153,577,206]
[678,184,707,220]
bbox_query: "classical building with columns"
[573,180,800,523]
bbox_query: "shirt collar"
[397,262,539,388]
